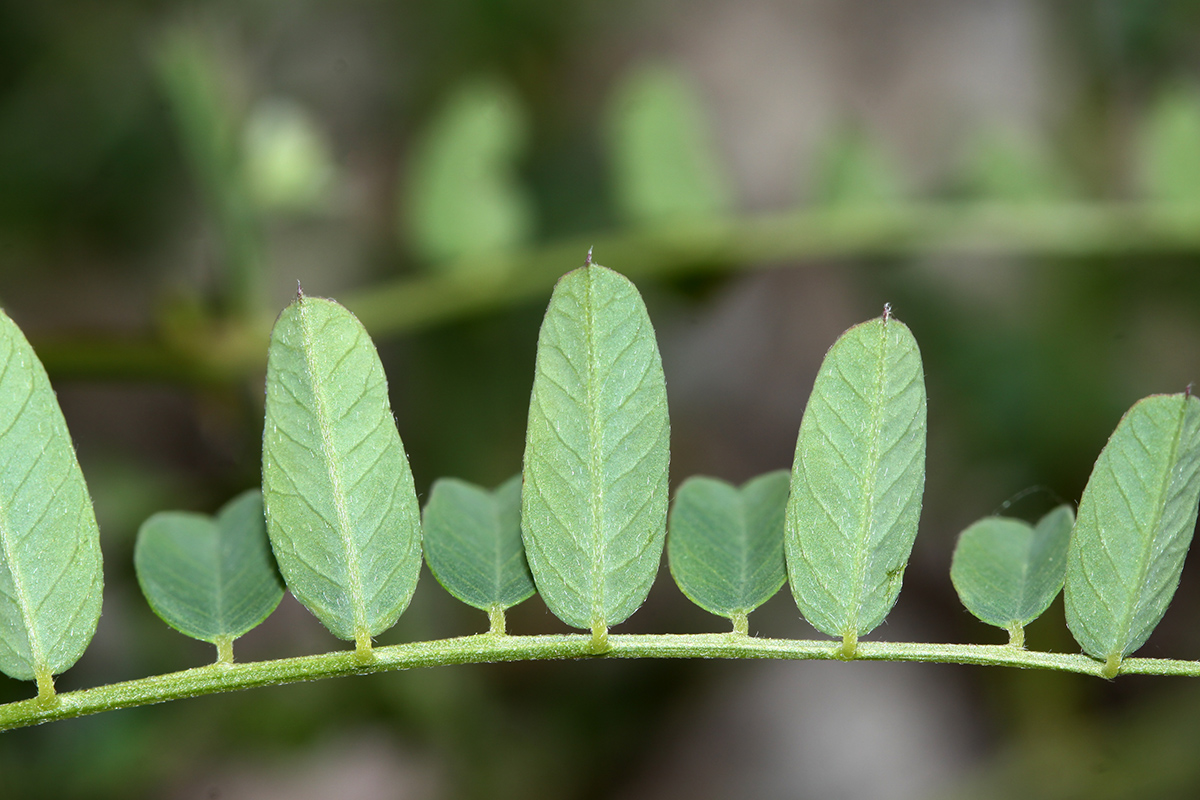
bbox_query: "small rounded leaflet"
[422,475,535,614]
[135,490,284,654]
[950,505,1074,643]
[1065,392,1200,674]
[667,471,790,628]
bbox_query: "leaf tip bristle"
[584,246,594,267]
[1186,382,1193,400]
[882,302,892,324]
[296,280,306,300]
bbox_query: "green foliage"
[10,261,1200,735]
[958,131,1071,203]
[403,77,533,266]
[785,312,926,651]
[134,490,283,659]
[262,294,423,649]
[242,99,336,214]
[422,476,534,623]
[0,309,104,692]
[1140,86,1200,204]
[1065,393,1200,674]
[667,472,789,630]
[521,263,670,638]
[950,505,1074,644]
[809,127,904,207]
[605,65,732,223]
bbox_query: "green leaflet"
[262,294,422,649]
[135,490,284,658]
[0,309,103,690]
[605,65,732,224]
[950,506,1074,642]
[402,77,533,266]
[1065,393,1200,673]
[422,475,535,618]
[959,130,1072,204]
[810,127,904,208]
[667,471,790,630]
[522,264,670,636]
[1139,86,1200,205]
[785,313,926,650]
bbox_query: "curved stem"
[4,633,1199,732]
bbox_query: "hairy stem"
[4,634,1200,732]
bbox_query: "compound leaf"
[950,505,1074,635]
[668,471,790,626]
[0,308,103,689]
[1065,393,1200,670]
[423,475,534,612]
[135,490,284,652]
[522,264,670,634]
[262,294,422,648]
[785,313,926,648]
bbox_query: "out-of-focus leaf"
[959,130,1071,203]
[403,77,533,266]
[950,505,1074,637]
[1065,393,1200,671]
[809,127,904,207]
[667,471,790,626]
[243,98,336,213]
[522,263,670,635]
[1140,86,1200,204]
[262,294,422,648]
[135,490,283,653]
[423,475,534,613]
[605,65,732,223]
[785,312,926,649]
[0,308,103,689]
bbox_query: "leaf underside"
[668,472,790,620]
[522,264,670,631]
[785,314,927,640]
[262,295,422,643]
[950,505,1074,631]
[0,309,103,683]
[423,475,534,611]
[1065,393,1200,662]
[135,490,284,644]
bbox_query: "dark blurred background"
[6,1,1200,798]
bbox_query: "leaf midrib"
[0,351,47,677]
[297,300,369,640]
[583,268,607,629]
[848,324,887,636]
[1109,398,1188,657]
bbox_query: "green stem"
[4,634,1197,732]
[214,636,235,665]
[487,606,506,635]
[34,203,1200,385]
